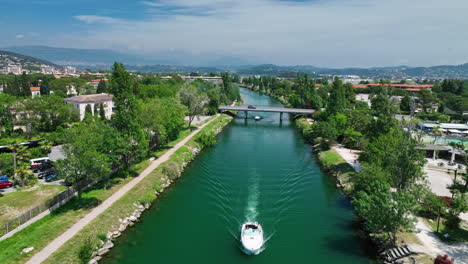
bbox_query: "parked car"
[248,105,256,109]
[33,161,53,173]
[0,181,13,189]
[30,157,50,169]
[38,169,56,179]
[45,173,60,182]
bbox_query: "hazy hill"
[0,50,62,71]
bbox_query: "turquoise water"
[102,89,374,264]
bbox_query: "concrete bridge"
[218,105,315,120]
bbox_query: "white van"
[30,157,50,169]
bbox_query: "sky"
[1,0,468,67]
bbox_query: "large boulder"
[97,247,109,256]
[102,240,114,250]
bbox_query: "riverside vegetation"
[244,75,467,253]
[0,63,240,264]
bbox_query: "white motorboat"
[240,222,264,254]
[254,116,262,121]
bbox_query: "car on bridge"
[248,105,256,109]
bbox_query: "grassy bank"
[43,114,232,264]
[0,118,221,264]
[317,149,356,195]
[0,185,67,230]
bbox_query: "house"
[30,87,41,97]
[64,93,114,121]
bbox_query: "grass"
[318,149,356,194]
[43,114,233,264]
[0,184,67,229]
[0,122,222,264]
[424,218,468,243]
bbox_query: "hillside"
[0,50,62,71]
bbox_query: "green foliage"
[138,98,187,146]
[55,120,121,201]
[352,176,416,245]
[327,77,347,115]
[196,131,217,147]
[78,236,95,264]
[19,95,79,135]
[400,95,411,112]
[360,128,425,190]
[415,112,451,122]
[49,78,87,95]
[96,80,107,94]
[179,83,208,128]
[109,63,148,169]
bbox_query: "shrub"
[97,233,107,242]
[163,162,180,180]
[78,236,95,264]
[444,213,461,229]
[196,131,217,147]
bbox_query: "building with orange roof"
[30,87,41,97]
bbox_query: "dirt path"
[26,115,220,264]
[415,219,467,264]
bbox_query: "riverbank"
[37,114,233,264]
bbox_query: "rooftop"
[64,93,113,103]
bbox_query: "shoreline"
[27,114,234,264]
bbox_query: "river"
[102,88,373,264]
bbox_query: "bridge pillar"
[280,112,283,121]
[244,111,248,119]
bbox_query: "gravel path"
[415,219,468,264]
[26,115,220,264]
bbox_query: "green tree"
[99,104,106,120]
[56,144,109,206]
[327,77,346,115]
[352,176,416,245]
[108,63,148,169]
[360,128,425,190]
[400,95,411,112]
[418,89,438,112]
[96,80,107,93]
[179,83,208,129]
[0,94,15,136]
[20,95,79,134]
[138,98,187,146]
[20,72,31,97]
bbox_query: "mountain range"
[2,45,468,79]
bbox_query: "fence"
[1,187,76,237]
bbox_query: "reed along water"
[102,88,373,264]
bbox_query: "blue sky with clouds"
[2,0,468,67]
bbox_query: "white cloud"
[64,0,468,67]
[74,15,123,24]
[15,34,25,39]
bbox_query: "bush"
[444,213,461,229]
[196,131,217,147]
[163,162,180,180]
[78,236,95,264]
[97,233,107,242]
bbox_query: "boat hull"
[240,222,264,255]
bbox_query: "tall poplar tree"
[328,77,346,115]
[108,62,147,168]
